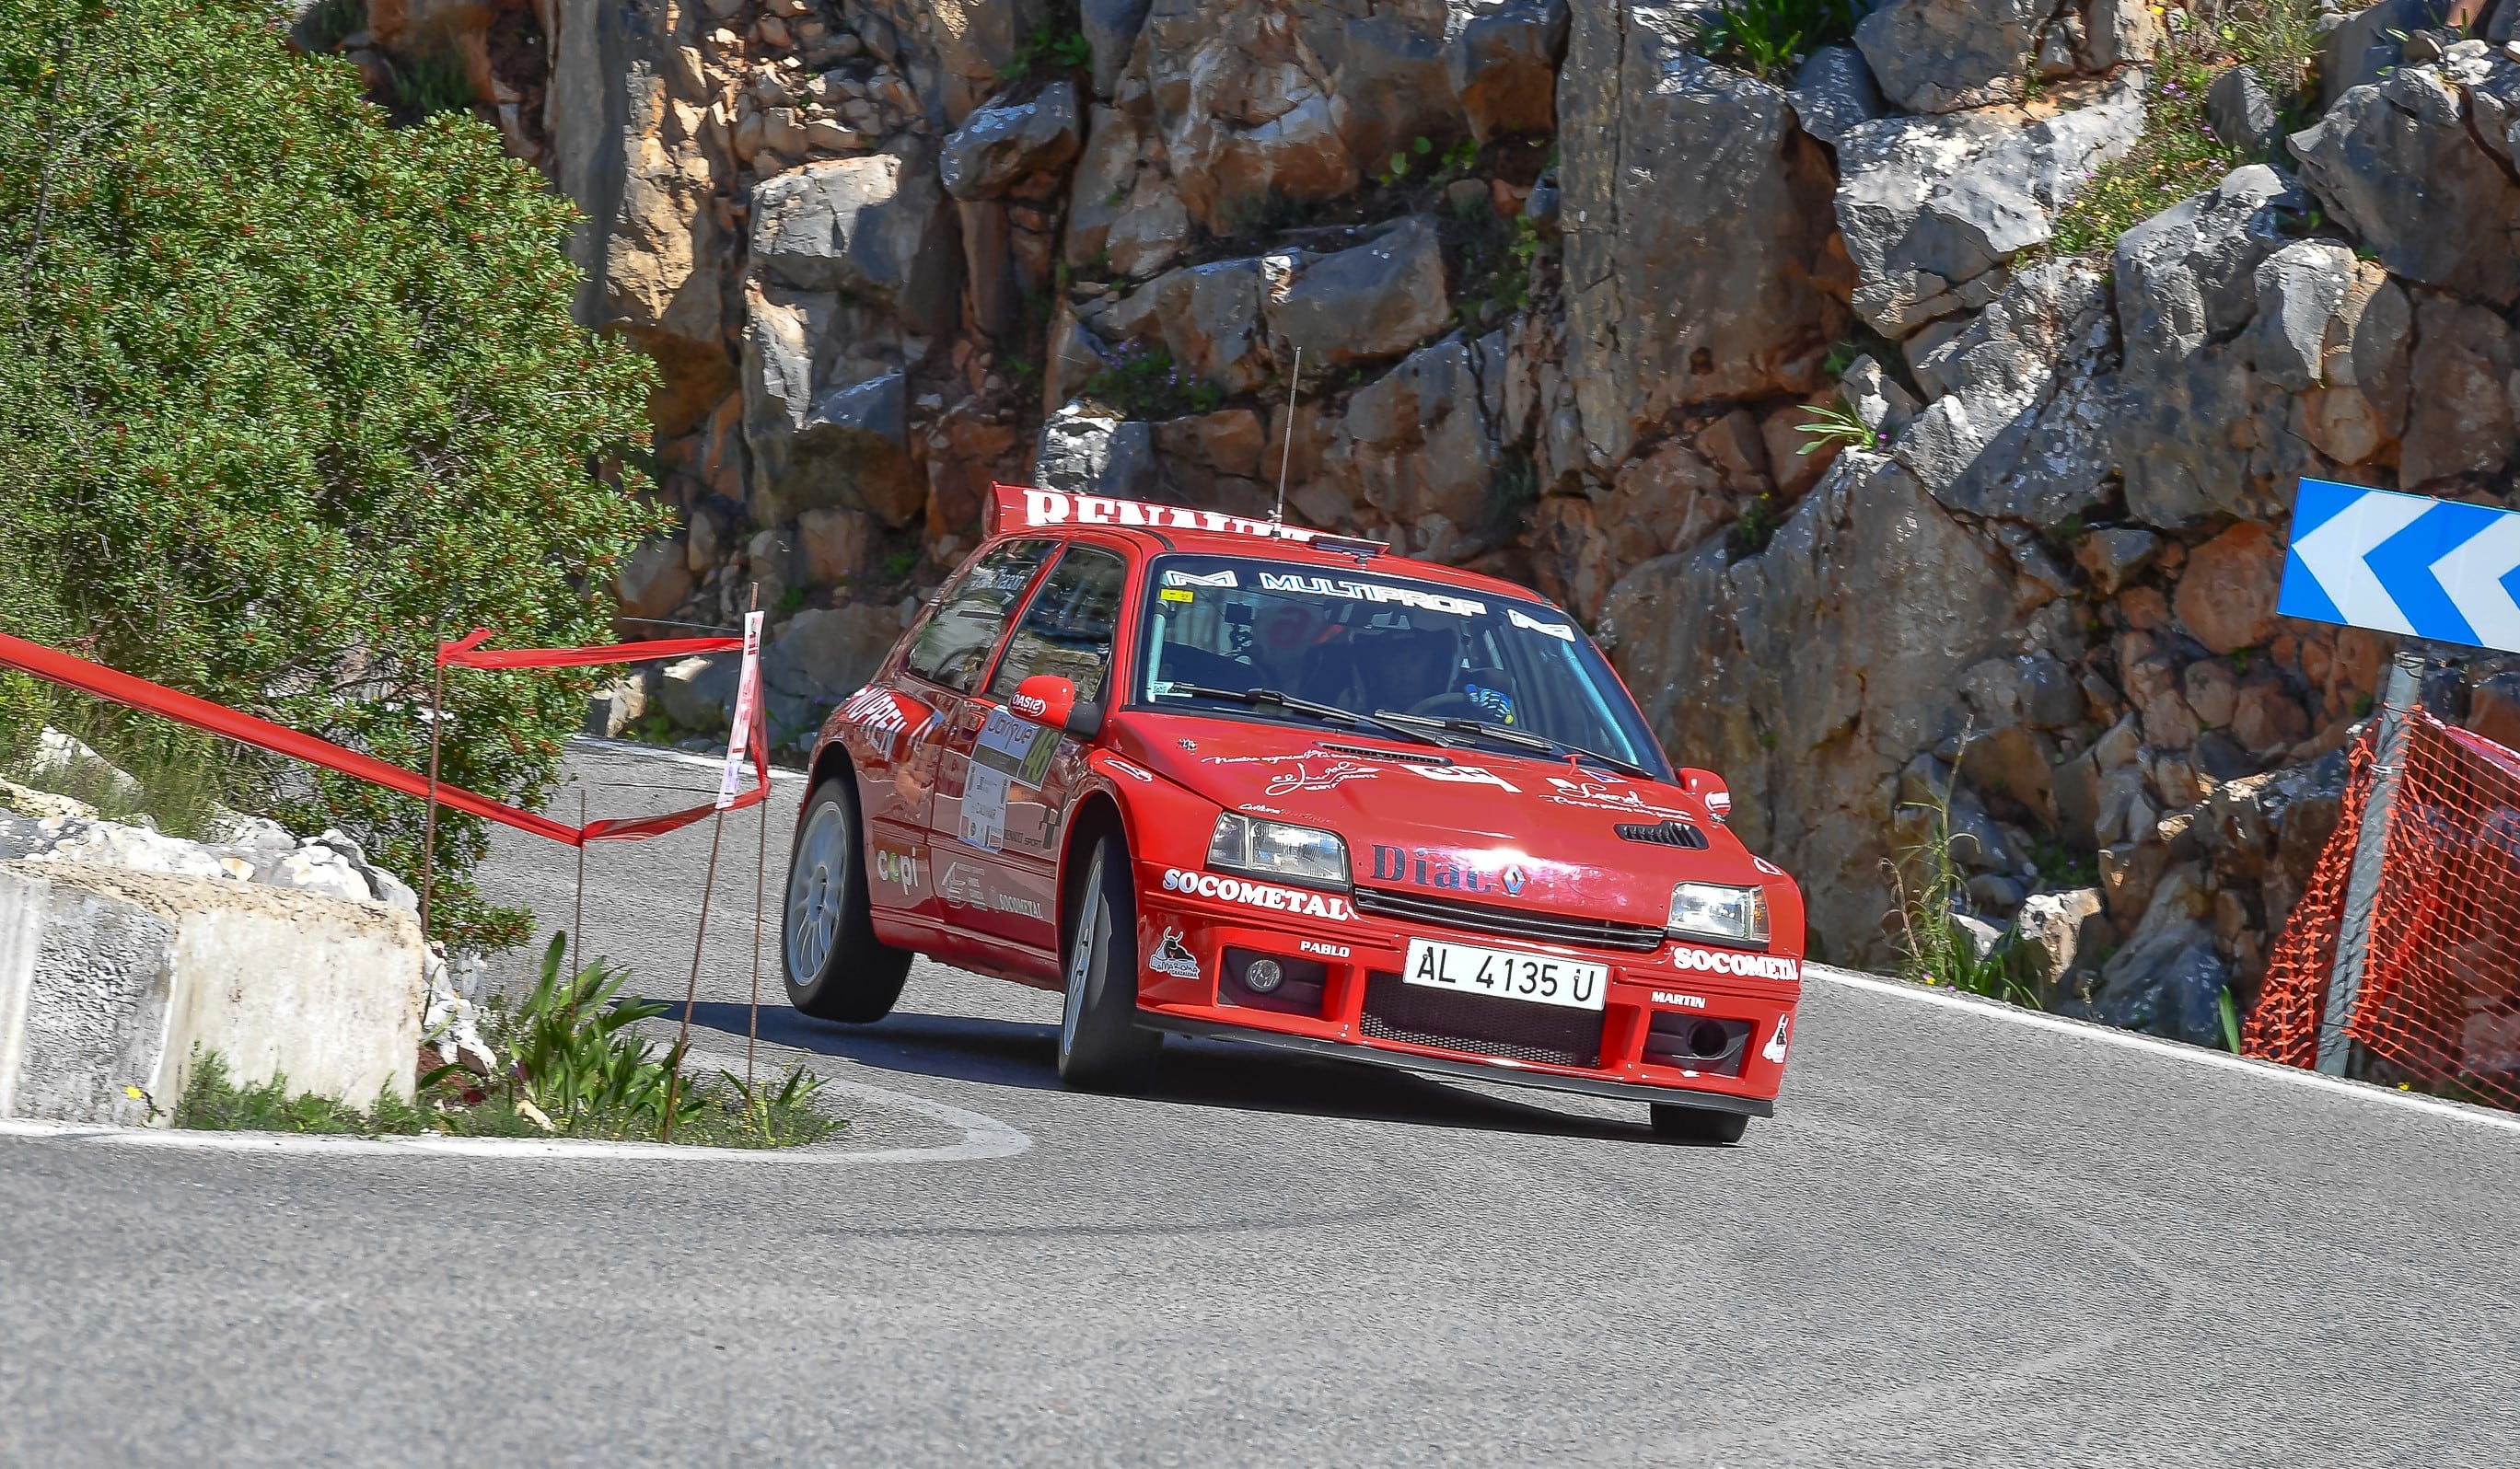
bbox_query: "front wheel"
[1649,1103,1750,1145]
[783,779,912,1023]
[1057,835,1161,1091]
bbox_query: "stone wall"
[337,0,2520,1045]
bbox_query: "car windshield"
[1134,553,1670,777]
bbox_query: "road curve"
[3,742,2514,1465]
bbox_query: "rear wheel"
[1057,835,1161,1091]
[1650,1103,1750,1145]
[783,779,912,1023]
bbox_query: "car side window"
[903,538,1056,693]
[988,546,1128,704]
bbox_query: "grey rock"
[2016,886,2106,1006]
[1445,0,1569,141]
[1597,451,2029,965]
[1265,216,1452,372]
[2110,166,2312,527]
[2239,240,2357,390]
[1840,353,1919,438]
[2402,291,2518,487]
[2075,526,2161,595]
[1082,0,1154,98]
[586,677,645,739]
[2318,0,2458,112]
[1788,45,1883,148]
[2081,0,2161,71]
[2293,65,2520,307]
[1895,260,2119,528]
[939,83,1083,200]
[760,603,907,733]
[1321,332,1506,560]
[659,654,741,733]
[1856,0,2050,113]
[1152,259,1273,393]
[1560,15,1844,465]
[616,537,693,622]
[749,146,958,333]
[2465,54,2520,168]
[2206,64,2282,157]
[1836,77,2143,334]
[1037,403,1162,499]
[2087,864,2230,1047]
[1951,908,2006,954]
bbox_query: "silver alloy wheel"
[786,800,846,981]
[1062,851,1103,1059]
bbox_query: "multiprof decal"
[1148,930,1202,979]
[1161,869,1354,920]
[1670,945,1799,980]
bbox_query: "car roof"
[982,484,1553,607]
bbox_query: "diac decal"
[1161,868,1354,920]
[1148,929,1201,979]
[1369,846,1529,896]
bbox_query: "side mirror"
[1680,768,1731,823]
[1013,674,1103,739]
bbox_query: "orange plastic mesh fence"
[2246,712,2520,1110]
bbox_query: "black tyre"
[782,778,912,1023]
[1649,1103,1751,1145]
[1057,835,1162,1090]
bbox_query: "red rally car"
[780,484,1805,1142]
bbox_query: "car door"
[932,541,1130,953]
[886,537,1057,925]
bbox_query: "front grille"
[1616,819,1709,849]
[1360,973,1604,1068]
[1349,886,1668,953]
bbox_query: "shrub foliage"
[0,0,668,944]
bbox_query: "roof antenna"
[1271,346,1300,538]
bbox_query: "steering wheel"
[1406,692,1484,720]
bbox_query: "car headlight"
[1667,882,1771,946]
[1207,814,1350,889]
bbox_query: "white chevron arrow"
[2291,491,2430,637]
[2432,512,2520,654]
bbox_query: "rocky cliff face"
[319,0,2520,1044]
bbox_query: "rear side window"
[988,546,1129,704]
[903,538,1055,692]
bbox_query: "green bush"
[388,48,473,119]
[1078,341,1224,419]
[1697,0,1862,81]
[0,0,669,946]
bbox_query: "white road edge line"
[1806,963,2520,1139]
[0,1051,1033,1163]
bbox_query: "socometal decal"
[1670,945,1798,980]
[1161,868,1354,920]
[1255,572,1485,618]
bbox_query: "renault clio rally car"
[781,484,1805,1142]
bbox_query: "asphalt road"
[5,742,2517,1465]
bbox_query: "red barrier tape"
[0,630,766,849]
[438,630,742,670]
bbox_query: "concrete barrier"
[0,862,424,1125]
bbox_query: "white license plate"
[1401,938,1608,1012]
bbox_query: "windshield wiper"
[1374,711,1656,780]
[1167,684,1448,749]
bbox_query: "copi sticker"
[1670,945,1798,980]
[1161,868,1354,920]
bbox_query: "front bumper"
[1131,862,1802,1113]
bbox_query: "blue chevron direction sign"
[2279,479,2520,654]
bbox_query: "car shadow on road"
[665,1000,1712,1147]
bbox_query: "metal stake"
[665,807,726,1142]
[573,788,587,966]
[419,654,445,937]
[2318,648,2425,1076]
[748,699,768,1095]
